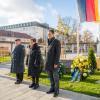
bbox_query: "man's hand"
[54,64,58,69]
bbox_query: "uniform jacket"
[11,44,25,73]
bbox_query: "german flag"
[77,0,99,22]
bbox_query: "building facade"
[0,30,32,54]
[0,21,49,40]
[0,21,99,59]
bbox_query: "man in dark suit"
[11,39,25,84]
[45,29,61,97]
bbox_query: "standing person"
[11,39,25,84]
[28,38,41,89]
[45,29,61,97]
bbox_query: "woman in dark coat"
[28,38,41,89]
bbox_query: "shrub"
[88,48,97,74]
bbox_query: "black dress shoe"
[34,84,39,89]
[53,92,59,97]
[46,89,55,94]
[15,81,21,84]
[29,83,35,88]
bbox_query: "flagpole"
[98,20,100,56]
[97,20,100,56]
[99,21,100,42]
[76,0,80,56]
[77,23,80,56]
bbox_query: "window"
[19,24,21,27]
[25,23,27,27]
[15,25,18,28]
[13,25,16,28]
[22,24,24,27]
[28,22,31,26]
[12,25,14,29]
[5,26,8,29]
[9,26,11,29]
[31,22,33,26]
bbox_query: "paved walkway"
[0,64,100,100]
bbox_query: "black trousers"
[32,76,39,85]
[48,68,59,93]
[16,73,23,82]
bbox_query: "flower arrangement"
[71,56,91,81]
[72,56,89,72]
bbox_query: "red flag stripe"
[86,0,96,22]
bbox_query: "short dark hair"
[49,29,54,34]
[31,38,36,42]
[15,39,21,41]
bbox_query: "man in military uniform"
[45,30,61,97]
[11,39,25,84]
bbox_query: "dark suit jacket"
[45,37,61,71]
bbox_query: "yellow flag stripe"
[94,0,99,21]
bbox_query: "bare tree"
[82,30,94,43]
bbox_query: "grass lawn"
[8,68,100,97]
[0,56,11,63]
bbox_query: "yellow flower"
[72,56,89,71]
